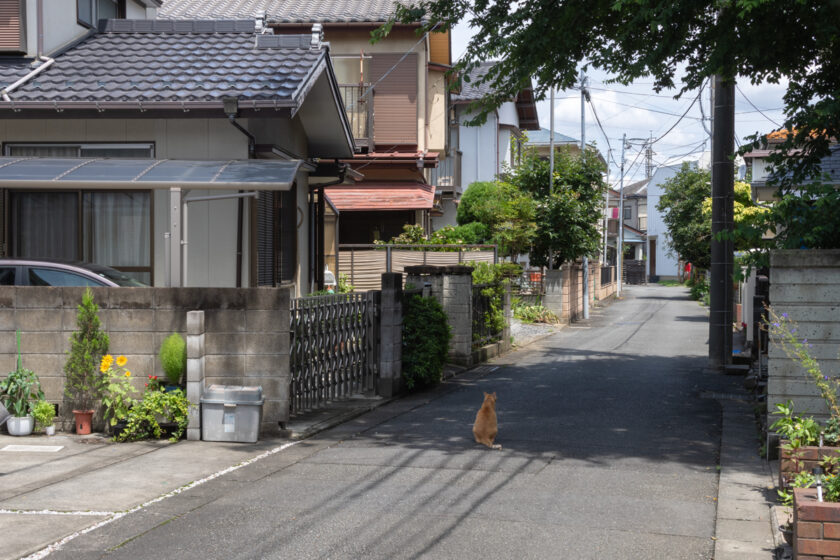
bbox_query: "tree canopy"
[657,164,712,270]
[456,180,536,260]
[380,1,840,177]
[508,148,607,267]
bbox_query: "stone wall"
[768,250,840,423]
[544,262,614,324]
[0,286,290,434]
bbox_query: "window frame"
[77,0,125,29]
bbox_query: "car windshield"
[81,264,148,287]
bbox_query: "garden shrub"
[402,295,451,390]
[64,288,109,412]
[159,333,186,386]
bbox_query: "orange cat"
[472,392,501,449]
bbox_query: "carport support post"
[379,273,403,398]
[169,187,182,288]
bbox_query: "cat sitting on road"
[472,392,501,449]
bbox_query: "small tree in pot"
[64,288,109,434]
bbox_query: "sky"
[451,23,788,187]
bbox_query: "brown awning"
[325,181,435,211]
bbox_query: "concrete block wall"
[0,286,291,435]
[768,250,840,423]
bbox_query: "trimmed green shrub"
[402,295,451,391]
[159,333,186,386]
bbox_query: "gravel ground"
[510,317,558,347]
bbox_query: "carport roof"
[0,157,306,190]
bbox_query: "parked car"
[0,259,148,287]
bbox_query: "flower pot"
[73,409,94,435]
[6,415,34,436]
[45,424,55,436]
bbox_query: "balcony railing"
[339,84,374,148]
[429,150,461,192]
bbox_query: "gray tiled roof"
[452,61,495,102]
[0,20,324,109]
[525,128,578,146]
[158,0,407,24]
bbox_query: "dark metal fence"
[601,265,614,286]
[289,291,379,415]
[472,283,503,348]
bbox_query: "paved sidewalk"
[713,397,780,559]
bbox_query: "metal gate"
[289,292,379,415]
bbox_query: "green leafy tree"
[378,1,840,213]
[64,288,109,412]
[507,148,606,267]
[456,180,536,260]
[656,164,712,270]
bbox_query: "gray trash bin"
[200,385,264,443]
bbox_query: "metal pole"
[548,87,555,270]
[616,134,626,297]
[580,70,589,319]
[603,148,610,262]
[709,75,735,368]
[168,187,182,288]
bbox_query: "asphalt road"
[52,285,739,560]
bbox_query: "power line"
[650,89,702,144]
[735,84,782,128]
[587,94,704,120]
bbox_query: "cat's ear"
[492,392,497,398]
[483,392,489,398]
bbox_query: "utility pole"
[616,133,626,297]
[548,87,555,270]
[709,75,735,368]
[580,70,590,320]
[603,148,610,262]
[645,132,653,180]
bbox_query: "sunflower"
[116,355,127,367]
[100,354,114,373]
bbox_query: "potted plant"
[0,331,44,436]
[33,400,57,436]
[159,333,186,389]
[64,288,109,434]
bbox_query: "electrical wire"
[650,89,702,144]
[735,84,782,128]
[587,94,704,120]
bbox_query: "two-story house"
[159,0,452,249]
[0,1,354,293]
[432,61,539,228]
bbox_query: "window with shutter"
[370,53,418,147]
[0,0,26,53]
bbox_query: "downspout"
[0,0,55,102]
[227,115,256,287]
[2,0,54,102]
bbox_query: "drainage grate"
[699,391,749,401]
[1,445,64,453]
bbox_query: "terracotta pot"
[73,409,94,435]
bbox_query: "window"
[623,206,632,220]
[29,268,103,287]
[4,142,154,284]
[0,267,14,285]
[78,0,124,28]
[0,0,26,53]
[6,143,154,158]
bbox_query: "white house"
[431,61,539,229]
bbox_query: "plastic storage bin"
[200,385,264,443]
